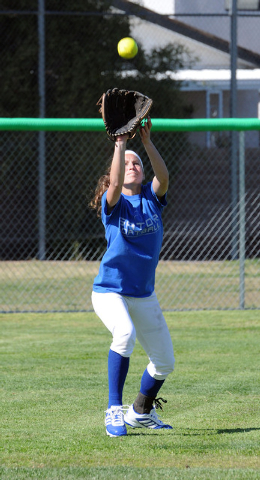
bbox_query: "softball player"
[90,118,174,437]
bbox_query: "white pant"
[91,291,175,380]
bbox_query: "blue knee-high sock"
[108,349,130,408]
[140,368,165,398]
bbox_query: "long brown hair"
[89,164,111,217]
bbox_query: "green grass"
[0,310,259,480]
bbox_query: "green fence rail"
[1,117,260,131]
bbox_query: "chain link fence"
[0,4,260,312]
[1,123,259,312]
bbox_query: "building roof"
[111,0,260,67]
[169,68,260,90]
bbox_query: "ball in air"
[117,37,138,59]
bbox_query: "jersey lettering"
[120,214,160,236]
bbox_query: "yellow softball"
[117,37,138,59]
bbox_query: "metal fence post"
[38,0,46,260]
[239,130,245,309]
[230,0,239,260]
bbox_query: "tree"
[0,0,193,118]
[0,0,194,259]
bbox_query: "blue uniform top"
[93,181,167,297]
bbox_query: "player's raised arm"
[139,118,169,199]
[106,135,128,212]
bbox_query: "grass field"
[0,310,259,479]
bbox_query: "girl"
[90,117,174,437]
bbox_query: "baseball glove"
[97,88,153,141]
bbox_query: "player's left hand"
[139,117,152,144]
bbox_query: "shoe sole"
[125,422,168,429]
[124,420,142,428]
[125,419,172,429]
[106,428,127,437]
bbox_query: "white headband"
[125,150,144,172]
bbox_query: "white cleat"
[124,404,172,430]
[105,405,128,437]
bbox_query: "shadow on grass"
[217,427,260,434]
[126,427,260,436]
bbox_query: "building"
[114,0,260,146]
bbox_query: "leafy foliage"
[0,1,193,118]
[0,1,194,258]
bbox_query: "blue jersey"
[93,181,167,297]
